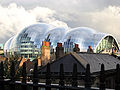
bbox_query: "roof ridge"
[70,52,88,68]
[77,52,110,55]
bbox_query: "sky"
[0,0,120,43]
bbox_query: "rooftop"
[39,52,120,73]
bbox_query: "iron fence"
[0,61,120,90]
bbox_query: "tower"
[41,41,50,66]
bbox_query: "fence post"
[10,61,15,90]
[72,63,78,87]
[0,62,4,90]
[33,62,38,90]
[22,62,27,90]
[115,64,120,90]
[99,64,105,90]
[59,63,64,90]
[46,63,51,90]
[85,64,91,89]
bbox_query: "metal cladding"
[4,23,119,59]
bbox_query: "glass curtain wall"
[95,36,119,53]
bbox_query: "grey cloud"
[1,0,120,11]
[1,0,120,43]
[0,3,68,43]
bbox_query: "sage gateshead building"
[4,23,119,60]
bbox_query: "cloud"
[0,3,68,43]
[89,6,120,41]
[1,2,120,44]
[57,6,120,41]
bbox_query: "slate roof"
[39,52,120,73]
[76,52,120,73]
[39,54,85,73]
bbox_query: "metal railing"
[0,61,120,90]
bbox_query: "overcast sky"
[0,0,120,43]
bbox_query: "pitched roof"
[39,52,120,73]
[73,52,120,73]
[39,54,85,73]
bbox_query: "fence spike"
[0,62,4,79]
[115,64,120,90]
[85,64,91,89]
[99,64,105,90]
[0,62,4,90]
[10,61,15,80]
[46,63,51,90]
[22,62,26,83]
[59,63,64,87]
[22,62,27,90]
[33,61,38,90]
[10,61,15,90]
[72,63,78,87]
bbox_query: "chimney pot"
[56,42,64,59]
[42,41,45,46]
[73,44,80,52]
[87,45,94,53]
[89,46,92,49]
[46,42,49,47]
[75,44,78,48]
[57,43,62,47]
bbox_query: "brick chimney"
[73,44,80,52]
[55,43,64,59]
[87,45,93,53]
[41,41,50,66]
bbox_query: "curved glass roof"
[63,27,100,51]
[4,37,14,52]
[63,27,119,52]
[9,23,54,50]
[4,23,119,58]
[44,27,67,48]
